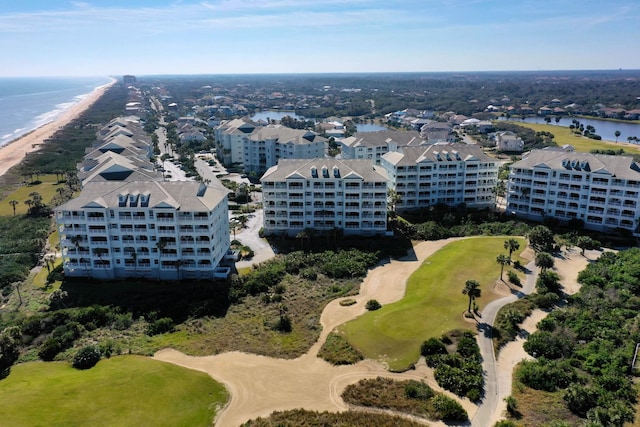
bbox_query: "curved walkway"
[472,260,538,427]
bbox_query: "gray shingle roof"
[261,158,387,182]
[382,143,494,166]
[342,130,424,148]
[512,150,640,179]
[57,180,228,212]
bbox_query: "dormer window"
[140,192,150,207]
[129,192,139,207]
[118,193,128,207]
[311,167,318,178]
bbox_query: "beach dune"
[0,79,116,178]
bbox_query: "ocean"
[0,76,112,148]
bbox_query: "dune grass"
[506,121,640,156]
[0,355,228,427]
[340,236,526,371]
[0,174,62,216]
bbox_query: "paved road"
[472,261,538,427]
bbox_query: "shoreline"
[0,77,117,178]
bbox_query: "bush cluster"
[72,345,101,370]
[365,299,381,311]
[426,331,483,401]
[230,249,380,301]
[515,248,640,425]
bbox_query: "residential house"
[495,131,524,153]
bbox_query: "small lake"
[500,116,640,143]
[250,110,303,121]
[355,123,388,132]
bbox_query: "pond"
[250,110,304,121]
[355,123,389,132]
[500,116,640,143]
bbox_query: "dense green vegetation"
[341,376,468,422]
[394,205,532,241]
[425,330,483,401]
[511,248,640,426]
[142,70,640,119]
[340,237,526,371]
[0,216,51,293]
[242,408,427,427]
[0,356,227,427]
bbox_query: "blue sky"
[1,0,638,77]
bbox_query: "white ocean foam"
[0,78,110,148]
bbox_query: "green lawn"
[505,121,640,156]
[0,174,63,216]
[340,236,526,371]
[0,356,228,427]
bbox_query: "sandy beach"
[0,78,117,178]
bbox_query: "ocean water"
[0,76,112,147]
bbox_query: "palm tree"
[504,238,520,259]
[387,189,401,214]
[462,279,481,314]
[535,252,554,271]
[615,130,621,143]
[496,254,511,281]
[23,199,33,215]
[8,199,18,216]
[44,255,56,273]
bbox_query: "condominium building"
[261,159,389,237]
[214,120,327,174]
[56,181,230,280]
[507,150,640,235]
[56,117,231,280]
[380,143,499,212]
[340,130,425,164]
[243,126,326,175]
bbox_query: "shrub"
[146,317,175,336]
[300,267,317,281]
[404,380,434,400]
[72,345,101,370]
[431,394,468,421]
[420,337,448,357]
[111,312,133,330]
[274,315,292,332]
[466,388,481,402]
[515,359,578,392]
[38,338,62,361]
[365,300,381,311]
[505,395,519,416]
[507,270,521,287]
